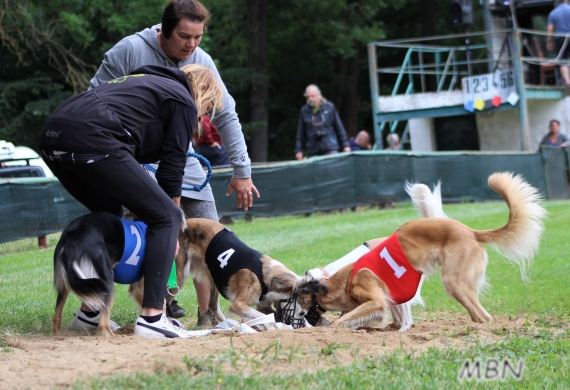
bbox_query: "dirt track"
[2,313,551,389]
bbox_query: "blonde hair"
[180,64,224,136]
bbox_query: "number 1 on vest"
[217,248,235,268]
[380,247,407,278]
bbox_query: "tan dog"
[293,172,546,329]
[140,218,302,322]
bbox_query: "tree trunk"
[342,42,361,137]
[421,0,438,92]
[247,0,268,162]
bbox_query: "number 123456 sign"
[462,70,516,103]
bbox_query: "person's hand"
[547,41,553,52]
[226,177,260,211]
[561,142,567,148]
[211,141,222,149]
[175,238,180,257]
[295,151,303,160]
[343,146,351,153]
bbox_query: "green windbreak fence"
[1,150,565,245]
[210,151,549,216]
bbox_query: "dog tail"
[474,172,547,282]
[55,240,114,311]
[405,181,448,219]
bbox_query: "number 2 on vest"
[380,247,407,278]
[218,248,235,268]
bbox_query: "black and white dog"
[51,212,177,337]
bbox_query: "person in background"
[385,133,401,150]
[539,119,568,149]
[193,115,230,167]
[546,0,570,85]
[295,84,351,160]
[87,0,260,328]
[348,130,372,151]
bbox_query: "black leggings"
[43,151,182,309]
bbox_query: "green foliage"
[0,0,164,152]
[0,0,486,158]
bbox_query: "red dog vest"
[349,231,421,304]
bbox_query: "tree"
[247,0,268,162]
[1,0,479,161]
[0,0,164,148]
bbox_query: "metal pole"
[511,29,531,151]
[368,43,384,149]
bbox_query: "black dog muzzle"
[275,292,305,329]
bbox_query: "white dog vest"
[349,231,421,304]
[113,218,147,284]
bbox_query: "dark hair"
[161,0,210,39]
[549,119,560,126]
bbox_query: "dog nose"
[299,311,305,316]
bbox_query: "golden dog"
[134,218,301,323]
[294,172,546,329]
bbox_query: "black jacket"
[39,65,196,198]
[295,101,349,157]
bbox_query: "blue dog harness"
[113,218,148,284]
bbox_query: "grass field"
[1,199,569,389]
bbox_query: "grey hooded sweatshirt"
[89,24,251,201]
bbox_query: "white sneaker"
[70,310,120,332]
[134,314,190,339]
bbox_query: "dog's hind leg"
[52,289,69,336]
[227,270,265,320]
[98,292,115,338]
[440,249,492,323]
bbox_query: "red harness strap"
[349,231,421,304]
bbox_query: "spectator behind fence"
[539,119,568,150]
[348,130,372,151]
[546,0,570,85]
[294,84,350,160]
[193,115,230,167]
[385,133,401,150]
[87,0,260,328]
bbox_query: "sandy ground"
[0,312,557,389]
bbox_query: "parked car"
[0,140,54,178]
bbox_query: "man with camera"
[294,84,351,159]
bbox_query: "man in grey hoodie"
[87,0,260,327]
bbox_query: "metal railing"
[368,28,570,150]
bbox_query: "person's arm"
[560,133,568,147]
[330,103,351,152]
[88,38,136,90]
[191,49,250,175]
[546,22,555,52]
[190,49,259,208]
[155,99,196,198]
[295,109,306,160]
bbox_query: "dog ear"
[300,279,328,295]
